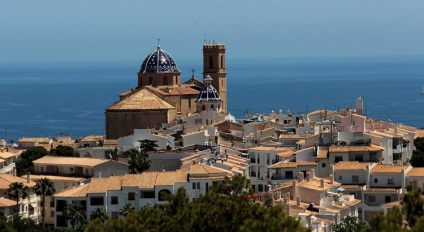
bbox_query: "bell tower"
[203,42,227,112]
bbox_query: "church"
[105,42,227,139]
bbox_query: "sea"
[0,56,423,143]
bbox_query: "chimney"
[287,192,291,202]
[296,196,301,206]
[329,174,334,184]
[310,168,315,179]
[27,172,31,184]
[276,191,281,199]
[292,180,297,199]
[306,171,310,181]
[320,179,325,188]
[298,172,304,183]
[330,164,335,176]
[283,197,288,204]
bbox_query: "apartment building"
[33,156,129,178]
[53,164,231,228]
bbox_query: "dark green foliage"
[367,207,404,232]
[0,214,74,232]
[139,139,158,151]
[415,137,424,152]
[411,138,424,167]
[333,215,367,232]
[123,149,151,173]
[106,176,309,232]
[34,177,56,227]
[64,203,86,229]
[402,185,424,226]
[119,203,135,217]
[90,208,109,223]
[16,146,48,176]
[6,182,30,211]
[50,145,76,157]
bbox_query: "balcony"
[0,163,15,174]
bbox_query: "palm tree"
[6,182,27,214]
[89,207,109,223]
[123,149,151,173]
[139,139,158,151]
[64,203,86,229]
[33,177,56,227]
[119,203,135,217]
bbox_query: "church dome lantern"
[140,45,180,74]
[196,75,222,103]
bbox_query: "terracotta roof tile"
[317,146,329,159]
[155,170,188,186]
[371,164,409,173]
[0,197,18,207]
[0,174,35,189]
[107,88,175,110]
[334,161,374,171]
[54,184,90,198]
[33,156,110,167]
[269,161,317,169]
[406,167,424,176]
[363,188,400,192]
[329,145,383,153]
[87,177,124,194]
[416,130,424,139]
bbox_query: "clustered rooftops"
[140,45,180,73]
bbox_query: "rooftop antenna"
[157,38,161,49]
[191,69,195,78]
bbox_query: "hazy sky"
[1,0,424,62]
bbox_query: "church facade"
[105,42,227,139]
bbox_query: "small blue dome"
[196,76,222,102]
[140,45,180,73]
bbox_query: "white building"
[53,164,231,228]
[118,129,175,152]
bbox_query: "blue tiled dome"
[140,45,180,73]
[196,75,222,102]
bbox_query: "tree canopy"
[87,175,309,232]
[34,177,56,227]
[411,137,424,167]
[333,215,368,232]
[16,146,48,176]
[50,145,77,157]
[139,139,158,152]
[123,148,151,174]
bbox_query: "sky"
[1,0,424,62]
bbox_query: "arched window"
[158,189,171,201]
[163,76,168,85]
[209,56,213,69]
[149,77,153,85]
[220,55,224,68]
[211,104,214,109]
[202,105,205,111]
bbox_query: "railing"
[0,163,15,174]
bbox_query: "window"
[51,211,55,217]
[387,178,394,185]
[285,171,293,179]
[128,192,135,201]
[163,76,168,85]
[56,200,67,212]
[322,163,326,168]
[149,77,153,85]
[258,184,264,192]
[338,176,343,181]
[111,196,118,205]
[385,196,391,203]
[374,178,378,183]
[141,191,155,198]
[211,104,214,109]
[335,156,343,163]
[70,167,73,172]
[158,189,171,201]
[90,197,104,206]
[352,175,359,183]
[209,56,213,69]
[368,196,376,202]
[112,211,119,219]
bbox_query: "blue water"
[0,56,423,142]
